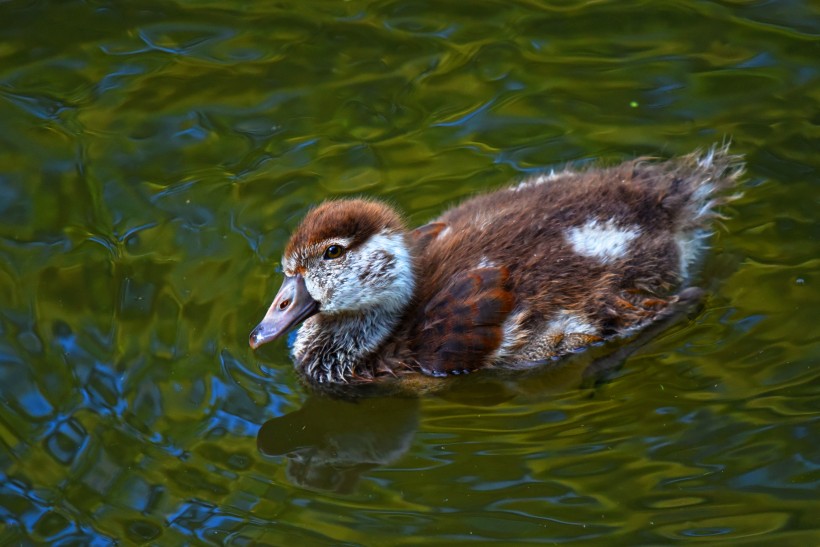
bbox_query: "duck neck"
[292,304,404,384]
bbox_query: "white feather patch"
[545,310,597,336]
[566,218,639,263]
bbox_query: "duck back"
[405,147,743,376]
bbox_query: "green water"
[1,0,819,544]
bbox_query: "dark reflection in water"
[258,396,420,493]
[259,295,704,493]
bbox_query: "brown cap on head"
[285,199,406,257]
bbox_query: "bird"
[249,145,744,391]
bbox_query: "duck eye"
[323,244,344,260]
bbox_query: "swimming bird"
[249,146,743,390]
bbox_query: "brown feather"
[285,199,406,257]
[415,267,514,376]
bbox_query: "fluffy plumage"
[250,146,744,389]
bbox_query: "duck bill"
[249,274,319,349]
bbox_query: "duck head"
[249,199,415,350]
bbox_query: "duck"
[249,146,744,390]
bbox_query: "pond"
[1,0,818,544]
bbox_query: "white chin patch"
[566,218,639,263]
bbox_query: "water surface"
[1,0,819,544]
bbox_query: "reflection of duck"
[250,147,743,390]
[258,299,707,493]
[257,396,419,493]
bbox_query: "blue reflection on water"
[16,386,55,420]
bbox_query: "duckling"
[250,146,743,388]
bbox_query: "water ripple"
[0,0,818,544]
